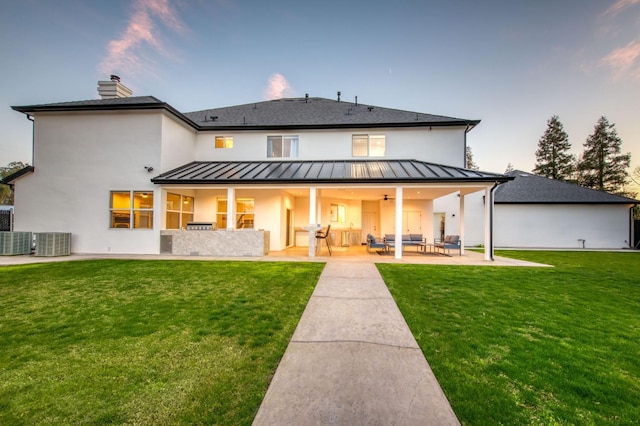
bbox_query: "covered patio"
[152,159,512,261]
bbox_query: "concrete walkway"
[252,261,460,426]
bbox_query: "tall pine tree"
[577,116,631,195]
[466,146,479,170]
[533,115,574,180]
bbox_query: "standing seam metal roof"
[151,160,510,185]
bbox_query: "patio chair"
[366,234,386,253]
[315,225,332,256]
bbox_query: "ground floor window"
[216,198,254,229]
[166,193,194,229]
[110,191,154,229]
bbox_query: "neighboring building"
[4,77,509,259]
[435,170,637,249]
[0,205,13,231]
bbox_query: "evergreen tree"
[533,115,575,180]
[577,116,631,195]
[466,146,479,170]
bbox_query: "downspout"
[489,181,499,260]
[27,114,35,167]
[630,205,636,249]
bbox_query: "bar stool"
[315,225,332,256]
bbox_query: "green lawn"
[0,259,324,425]
[378,251,640,425]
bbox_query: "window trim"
[165,192,194,230]
[216,197,255,229]
[352,134,386,157]
[110,190,154,229]
[215,136,233,149]
[267,135,299,158]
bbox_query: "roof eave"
[152,177,511,185]
[196,120,481,132]
[11,102,200,129]
[496,200,639,205]
[0,166,35,185]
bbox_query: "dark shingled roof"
[12,96,479,131]
[183,97,480,130]
[495,170,638,204]
[12,96,166,112]
[11,96,198,128]
[152,159,508,185]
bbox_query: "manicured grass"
[0,260,324,425]
[378,251,640,425]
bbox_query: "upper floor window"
[110,191,153,229]
[352,134,385,157]
[215,136,233,149]
[267,135,298,158]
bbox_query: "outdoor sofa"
[383,234,425,253]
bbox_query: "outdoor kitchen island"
[160,227,270,257]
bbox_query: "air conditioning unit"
[0,231,32,255]
[34,232,71,257]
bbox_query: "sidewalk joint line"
[291,339,421,351]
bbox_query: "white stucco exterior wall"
[14,111,164,254]
[160,114,197,172]
[494,204,632,249]
[194,127,466,166]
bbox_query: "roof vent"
[337,91,341,102]
[367,106,374,111]
[97,76,132,99]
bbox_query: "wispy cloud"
[599,0,640,80]
[98,0,186,80]
[263,73,294,100]
[602,41,640,80]
[604,0,640,17]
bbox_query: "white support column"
[227,187,236,230]
[459,192,465,256]
[395,186,403,260]
[483,186,492,261]
[308,187,317,257]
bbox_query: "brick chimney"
[97,75,133,99]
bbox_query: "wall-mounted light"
[144,166,154,173]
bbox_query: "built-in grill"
[185,222,215,230]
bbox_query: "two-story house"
[7,77,509,260]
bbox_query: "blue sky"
[1,0,639,185]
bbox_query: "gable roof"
[183,97,480,130]
[495,170,638,204]
[151,159,508,185]
[12,96,479,132]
